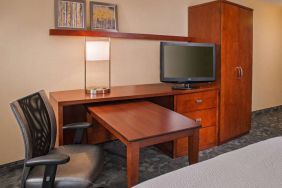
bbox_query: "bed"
[133,137,282,188]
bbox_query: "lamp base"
[86,87,111,95]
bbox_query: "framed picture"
[90,2,118,32]
[54,0,86,30]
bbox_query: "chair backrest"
[10,90,57,160]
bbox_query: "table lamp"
[84,39,111,94]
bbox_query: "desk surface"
[88,101,199,142]
[50,83,217,106]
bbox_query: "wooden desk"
[50,83,218,157]
[88,101,200,187]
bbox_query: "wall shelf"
[49,29,192,42]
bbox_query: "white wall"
[0,0,281,164]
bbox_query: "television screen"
[160,42,216,84]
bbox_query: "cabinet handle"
[236,66,241,79]
[195,118,202,124]
[240,66,244,78]
[195,99,203,104]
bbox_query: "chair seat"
[25,145,104,188]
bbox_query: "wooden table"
[88,101,200,188]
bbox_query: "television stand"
[172,83,194,90]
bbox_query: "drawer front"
[175,90,217,113]
[182,108,217,128]
[175,126,217,157]
[199,126,217,149]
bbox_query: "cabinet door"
[238,7,253,137]
[220,3,253,143]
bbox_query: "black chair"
[10,90,104,188]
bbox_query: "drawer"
[199,126,217,149]
[175,90,217,113]
[175,126,217,157]
[182,108,217,128]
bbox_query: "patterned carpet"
[1,107,281,188]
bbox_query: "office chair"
[10,90,104,188]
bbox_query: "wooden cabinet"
[220,3,253,142]
[174,89,219,157]
[189,0,253,143]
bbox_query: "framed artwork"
[54,0,86,30]
[90,2,118,32]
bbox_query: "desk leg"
[127,143,140,188]
[188,129,199,165]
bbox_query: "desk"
[88,101,200,187]
[49,83,218,157]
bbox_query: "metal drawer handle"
[195,99,203,104]
[195,118,202,124]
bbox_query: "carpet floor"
[1,108,281,188]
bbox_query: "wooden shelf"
[49,29,192,42]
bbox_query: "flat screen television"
[160,42,216,89]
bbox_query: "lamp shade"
[86,41,110,61]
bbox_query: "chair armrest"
[25,154,70,188]
[63,122,92,130]
[63,122,92,144]
[25,153,70,167]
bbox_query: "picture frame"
[90,2,118,32]
[54,0,86,30]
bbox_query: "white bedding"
[133,137,282,188]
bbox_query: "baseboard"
[0,159,24,173]
[252,105,282,117]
